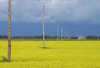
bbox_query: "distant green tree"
[45,35,51,39]
[52,35,57,39]
[0,35,1,38]
[1,35,8,38]
[40,35,43,38]
[71,37,78,39]
[86,35,98,39]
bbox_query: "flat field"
[0,41,100,68]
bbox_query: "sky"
[0,0,100,37]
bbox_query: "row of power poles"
[7,0,67,62]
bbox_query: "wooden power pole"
[8,0,11,62]
[57,20,59,43]
[43,5,45,48]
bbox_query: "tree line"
[86,35,100,40]
[0,35,100,40]
[0,35,58,39]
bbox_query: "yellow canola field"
[0,41,100,68]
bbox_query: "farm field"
[0,41,100,68]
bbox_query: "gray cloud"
[0,0,100,24]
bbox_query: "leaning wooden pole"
[57,20,59,43]
[43,5,45,48]
[8,0,11,62]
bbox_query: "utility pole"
[66,31,70,40]
[43,5,45,48]
[61,27,63,41]
[8,0,11,62]
[57,20,59,43]
[97,36,99,40]
[65,31,67,40]
[64,28,65,40]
